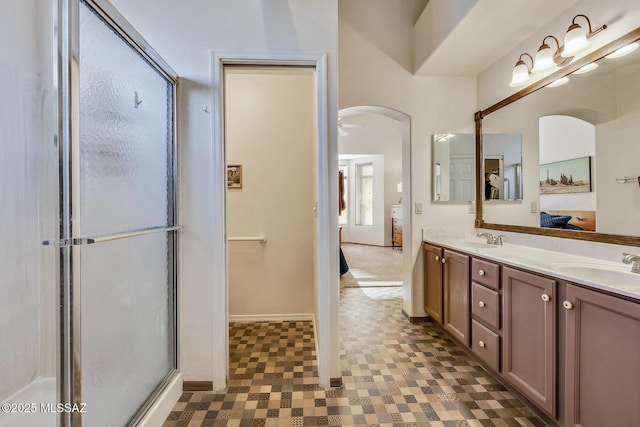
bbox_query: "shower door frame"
[55,0,180,425]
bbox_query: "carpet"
[339,243,402,288]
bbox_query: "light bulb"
[562,24,588,57]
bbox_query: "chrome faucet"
[477,232,504,246]
[622,253,640,274]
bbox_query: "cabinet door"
[423,243,443,324]
[443,250,470,346]
[502,267,556,417]
[564,284,640,427]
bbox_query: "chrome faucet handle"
[622,253,640,273]
[496,235,505,245]
[477,232,494,244]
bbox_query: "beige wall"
[225,67,315,317]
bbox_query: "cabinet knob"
[541,293,550,302]
[478,269,485,276]
[478,340,485,348]
[563,300,574,310]
[435,255,440,261]
[478,301,486,308]
[441,257,446,264]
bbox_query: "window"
[355,163,373,226]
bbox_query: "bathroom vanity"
[423,238,640,427]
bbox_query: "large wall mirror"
[475,27,640,246]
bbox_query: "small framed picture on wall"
[227,164,242,189]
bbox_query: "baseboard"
[229,313,314,322]
[138,372,182,427]
[183,380,213,391]
[401,309,429,323]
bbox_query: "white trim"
[212,51,332,390]
[137,373,183,427]
[229,313,315,323]
[211,50,227,392]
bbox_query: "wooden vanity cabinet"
[423,243,443,324]
[422,244,470,346]
[443,250,470,346]
[422,241,640,426]
[563,284,640,427]
[502,267,557,417]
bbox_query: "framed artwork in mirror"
[539,156,591,195]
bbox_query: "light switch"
[415,202,423,214]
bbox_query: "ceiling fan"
[338,119,364,136]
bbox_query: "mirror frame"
[474,27,640,247]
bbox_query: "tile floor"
[163,287,546,426]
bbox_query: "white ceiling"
[415,0,579,76]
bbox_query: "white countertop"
[423,236,640,301]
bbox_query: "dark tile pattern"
[163,287,546,426]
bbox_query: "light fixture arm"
[571,14,607,38]
[542,34,572,66]
[517,53,534,68]
[542,35,561,50]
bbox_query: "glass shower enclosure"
[1,0,179,425]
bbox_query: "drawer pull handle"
[478,269,485,276]
[541,293,550,302]
[563,300,574,310]
[479,341,485,348]
[435,255,440,261]
[478,301,486,308]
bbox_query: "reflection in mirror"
[432,133,474,202]
[483,134,523,201]
[477,27,640,245]
[539,116,596,231]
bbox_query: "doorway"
[224,65,316,320]
[213,55,334,388]
[337,107,411,302]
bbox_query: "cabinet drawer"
[472,282,500,330]
[471,258,500,290]
[472,320,500,372]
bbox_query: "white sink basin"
[550,262,640,290]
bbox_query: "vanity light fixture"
[605,42,639,59]
[561,14,607,57]
[532,35,569,72]
[546,76,570,87]
[509,53,534,87]
[572,62,598,74]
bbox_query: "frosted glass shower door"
[71,2,178,425]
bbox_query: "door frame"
[211,52,334,389]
